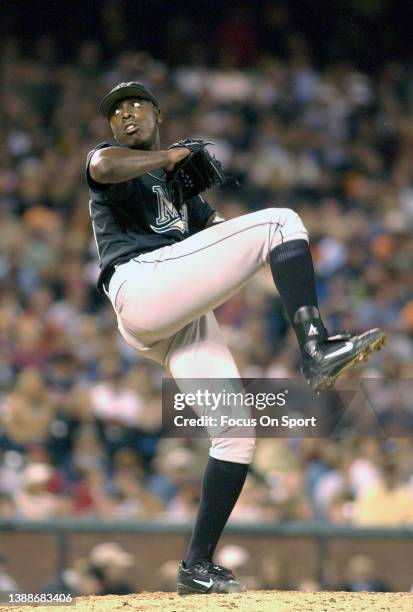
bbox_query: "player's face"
[109,97,161,149]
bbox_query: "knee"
[250,207,306,234]
[209,436,256,465]
[271,207,306,230]
[264,207,308,248]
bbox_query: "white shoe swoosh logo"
[193,578,213,588]
[324,342,354,360]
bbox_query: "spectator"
[2,369,54,446]
[41,557,104,597]
[0,493,15,518]
[89,357,142,427]
[353,458,413,526]
[89,542,136,595]
[13,463,60,520]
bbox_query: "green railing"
[1,519,412,588]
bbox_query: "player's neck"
[130,143,160,151]
[130,135,160,151]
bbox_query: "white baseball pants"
[106,208,308,463]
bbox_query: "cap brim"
[99,86,158,118]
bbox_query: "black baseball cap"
[99,81,159,118]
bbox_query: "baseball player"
[86,82,385,595]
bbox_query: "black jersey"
[86,142,215,291]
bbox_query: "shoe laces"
[196,560,234,578]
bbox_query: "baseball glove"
[166,139,226,209]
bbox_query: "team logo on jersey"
[151,186,188,234]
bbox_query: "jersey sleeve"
[85,142,133,204]
[187,195,216,234]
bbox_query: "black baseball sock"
[185,456,248,567]
[269,239,326,351]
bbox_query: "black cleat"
[301,328,386,391]
[177,560,245,595]
[293,306,386,392]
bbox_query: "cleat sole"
[312,332,386,392]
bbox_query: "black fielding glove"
[166,139,226,209]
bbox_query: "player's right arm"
[89,146,190,184]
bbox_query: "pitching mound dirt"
[1,590,413,612]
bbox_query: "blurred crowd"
[1,24,413,560]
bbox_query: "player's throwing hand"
[164,146,191,172]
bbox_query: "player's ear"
[156,108,163,125]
